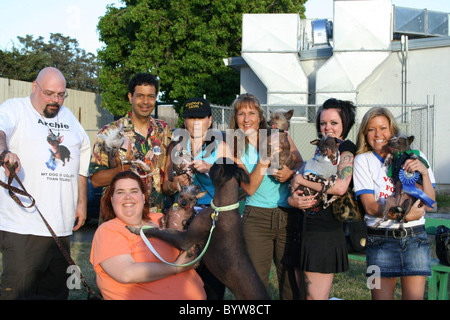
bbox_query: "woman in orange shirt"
[90,171,206,300]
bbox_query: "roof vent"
[312,19,333,46]
[394,6,449,38]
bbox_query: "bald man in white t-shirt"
[0,67,91,300]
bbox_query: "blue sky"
[0,0,449,55]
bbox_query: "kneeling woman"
[90,171,206,300]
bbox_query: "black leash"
[0,160,102,300]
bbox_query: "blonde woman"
[353,107,435,300]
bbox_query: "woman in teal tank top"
[230,93,304,300]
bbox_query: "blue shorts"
[366,230,431,278]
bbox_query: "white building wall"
[357,45,450,187]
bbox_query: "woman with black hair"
[288,98,357,300]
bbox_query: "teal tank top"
[241,143,291,208]
[187,139,218,205]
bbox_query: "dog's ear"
[285,109,294,120]
[407,135,414,145]
[237,166,250,184]
[310,139,320,146]
[196,191,208,199]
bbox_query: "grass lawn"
[435,193,450,212]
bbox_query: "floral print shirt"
[90,112,172,211]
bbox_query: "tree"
[97,0,306,117]
[0,33,99,92]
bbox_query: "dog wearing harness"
[296,134,341,209]
[127,159,270,299]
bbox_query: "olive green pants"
[242,205,299,300]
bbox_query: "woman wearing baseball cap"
[162,97,231,299]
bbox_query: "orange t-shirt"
[90,213,206,300]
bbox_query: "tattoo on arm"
[337,152,354,180]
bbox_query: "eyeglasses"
[35,82,68,100]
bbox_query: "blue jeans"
[366,230,431,278]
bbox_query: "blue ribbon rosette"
[398,168,435,208]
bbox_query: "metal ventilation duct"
[241,14,309,105]
[394,6,449,37]
[315,0,392,103]
[312,19,332,46]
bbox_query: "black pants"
[0,231,70,300]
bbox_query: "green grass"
[436,194,450,212]
[68,242,99,300]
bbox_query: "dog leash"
[0,160,102,300]
[140,200,240,267]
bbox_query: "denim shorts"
[365,230,431,278]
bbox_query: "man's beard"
[43,103,61,118]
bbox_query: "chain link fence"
[211,103,435,166]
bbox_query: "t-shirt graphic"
[46,129,71,170]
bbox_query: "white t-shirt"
[353,151,435,229]
[0,97,91,236]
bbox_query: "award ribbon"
[398,168,435,208]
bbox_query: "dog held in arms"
[128,159,270,300]
[160,184,207,257]
[168,134,196,185]
[375,133,433,228]
[162,184,207,231]
[97,122,152,178]
[296,134,341,208]
[266,109,296,171]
